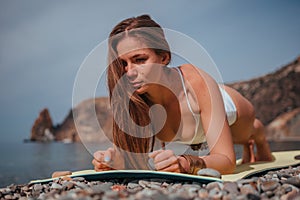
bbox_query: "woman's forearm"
[202,154,236,174]
[178,153,235,175]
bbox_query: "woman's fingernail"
[104,156,110,162]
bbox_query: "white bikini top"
[174,67,237,146]
[175,67,206,144]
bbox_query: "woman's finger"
[94,165,111,172]
[92,159,106,169]
[93,151,105,162]
[92,159,112,171]
[148,150,163,159]
[104,147,115,163]
[155,155,178,170]
[152,150,174,163]
[159,163,181,173]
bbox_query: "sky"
[0,0,300,142]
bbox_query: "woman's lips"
[131,81,143,89]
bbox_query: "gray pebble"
[197,168,222,178]
[246,193,261,200]
[21,185,29,191]
[260,180,279,192]
[279,173,292,179]
[265,190,274,198]
[206,181,223,191]
[236,194,248,200]
[150,192,168,200]
[240,184,258,195]
[37,193,46,200]
[63,182,75,190]
[127,182,141,189]
[135,188,158,198]
[64,191,78,199]
[51,183,63,190]
[222,193,238,200]
[72,177,85,182]
[138,180,151,188]
[148,184,162,190]
[282,183,294,193]
[4,194,14,199]
[280,189,300,200]
[223,181,239,194]
[272,173,278,178]
[198,188,208,198]
[90,184,110,194]
[168,192,190,200]
[208,188,223,199]
[182,183,200,189]
[187,186,199,194]
[104,190,119,198]
[33,183,43,191]
[285,176,300,188]
[75,182,88,189]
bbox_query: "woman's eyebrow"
[131,53,147,59]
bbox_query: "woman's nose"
[125,65,138,80]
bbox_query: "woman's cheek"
[143,64,162,83]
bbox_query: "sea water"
[0,141,110,187]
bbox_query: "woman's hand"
[92,147,124,171]
[149,150,187,173]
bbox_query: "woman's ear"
[161,53,170,65]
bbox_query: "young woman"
[92,15,273,175]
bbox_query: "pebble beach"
[1,166,300,200]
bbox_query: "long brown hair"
[107,15,171,169]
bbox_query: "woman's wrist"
[177,156,190,173]
[179,155,206,174]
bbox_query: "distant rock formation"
[30,56,300,142]
[31,109,55,142]
[30,97,112,143]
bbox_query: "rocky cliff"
[30,56,300,142]
[228,56,300,140]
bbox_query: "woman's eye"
[135,58,146,63]
[121,60,127,67]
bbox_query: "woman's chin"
[134,85,147,94]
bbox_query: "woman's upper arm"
[181,64,236,168]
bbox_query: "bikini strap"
[175,67,196,115]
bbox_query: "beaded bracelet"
[180,155,206,175]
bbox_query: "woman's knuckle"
[166,150,173,155]
[169,156,177,163]
[93,151,99,158]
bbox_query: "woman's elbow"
[221,159,236,174]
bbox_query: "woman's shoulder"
[178,64,208,81]
[179,63,197,71]
[178,64,217,89]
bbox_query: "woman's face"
[116,36,168,94]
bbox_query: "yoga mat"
[30,150,300,184]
